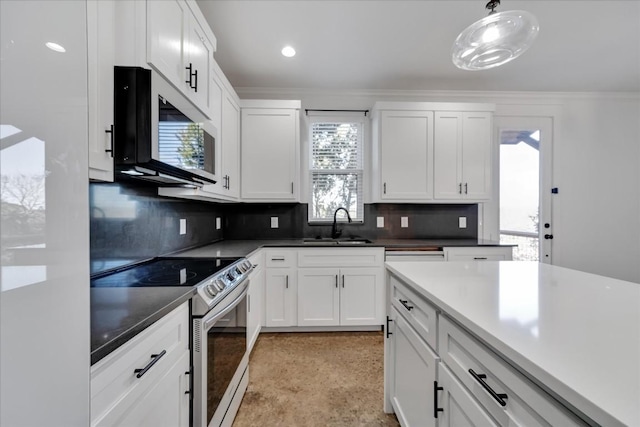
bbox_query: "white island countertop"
[385,261,639,427]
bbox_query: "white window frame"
[307,114,365,223]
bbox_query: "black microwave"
[114,66,218,186]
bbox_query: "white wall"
[237,88,640,283]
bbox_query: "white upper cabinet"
[219,91,240,199]
[183,13,212,115]
[240,100,301,201]
[433,111,492,200]
[146,0,186,88]
[146,0,214,118]
[377,110,434,201]
[87,0,115,181]
[373,102,494,203]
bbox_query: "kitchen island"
[384,261,639,427]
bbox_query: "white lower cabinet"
[297,266,383,326]
[264,268,297,327]
[437,364,499,427]
[91,302,190,427]
[389,307,439,427]
[385,274,587,427]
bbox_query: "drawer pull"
[399,299,414,311]
[271,257,285,261]
[473,257,488,260]
[433,381,444,418]
[335,275,338,288]
[134,350,166,379]
[386,316,393,339]
[469,368,508,407]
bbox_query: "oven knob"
[214,279,226,291]
[237,264,247,273]
[235,267,243,275]
[205,284,218,297]
[244,261,253,271]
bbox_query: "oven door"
[193,280,248,427]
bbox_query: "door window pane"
[500,130,540,261]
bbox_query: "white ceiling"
[196,0,640,93]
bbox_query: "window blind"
[309,121,364,222]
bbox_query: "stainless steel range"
[91,256,254,427]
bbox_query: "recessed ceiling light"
[45,42,66,53]
[281,46,296,58]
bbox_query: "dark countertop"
[170,238,512,258]
[90,286,195,365]
[91,238,509,364]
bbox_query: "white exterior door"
[492,116,553,263]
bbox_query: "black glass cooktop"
[90,257,239,288]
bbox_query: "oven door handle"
[202,281,249,330]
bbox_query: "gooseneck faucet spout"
[331,207,352,239]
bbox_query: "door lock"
[544,234,554,240]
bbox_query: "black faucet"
[331,207,352,239]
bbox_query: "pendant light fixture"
[452,0,539,70]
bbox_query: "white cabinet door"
[184,15,212,116]
[297,268,340,326]
[434,112,492,200]
[265,268,296,327]
[461,112,491,199]
[96,351,190,427]
[340,267,383,326]
[87,0,115,181]
[241,108,298,201]
[390,308,439,427]
[247,262,264,353]
[380,111,434,201]
[220,92,240,199]
[147,0,186,90]
[433,112,462,199]
[437,364,499,427]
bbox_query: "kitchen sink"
[302,238,372,245]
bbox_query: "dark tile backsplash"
[225,203,477,240]
[90,182,477,274]
[90,182,224,274]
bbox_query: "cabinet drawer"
[298,247,384,268]
[390,274,438,350]
[264,249,297,268]
[91,302,190,425]
[444,246,513,261]
[438,316,586,427]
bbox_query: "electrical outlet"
[179,218,187,235]
[216,217,221,230]
[401,217,409,228]
[271,217,279,228]
[459,217,467,229]
[377,217,384,228]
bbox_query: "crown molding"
[234,86,640,102]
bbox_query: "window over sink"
[308,115,364,223]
